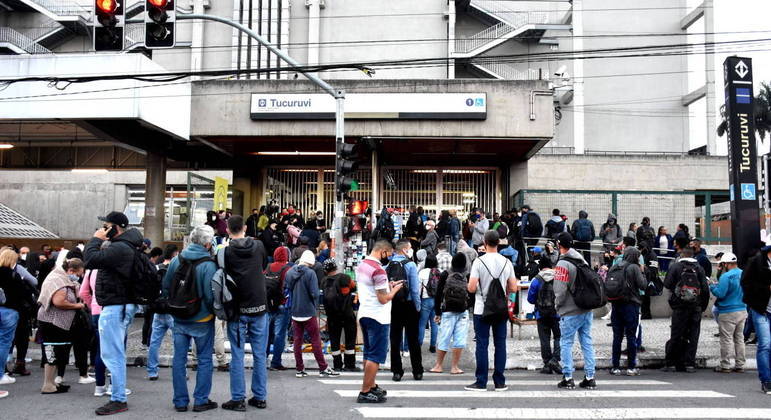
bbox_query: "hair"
[538,257,553,270]
[629,222,637,231]
[372,240,393,252]
[679,247,695,258]
[642,216,650,224]
[395,239,411,251]
[189,224,215,246]
[437,242,447,251]
[691,238,702,245]
[675,237,690,251]
[424,255,438,269]
[657,225,666,235]
[228,215,245,233]
[62,258,84,272]
[162,244,179,261]
[0,248,18,268]
[622,236,636,247]
[323,259,338,274]
[149,247,163,259]
[678,223,689,234]
[483,230,500,247]
[552,209,560,216]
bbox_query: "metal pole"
[334,93,346,265]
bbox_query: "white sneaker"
[319,367,340,377]
[0,375,16,385]
[94,385,108,397]
[105,386,132,396]
[79,376,96,384]
[54,376,63,385]
[0,390,8,399]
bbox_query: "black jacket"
[664,257,710,311]
[740,252,771,314]
[225,237,268,315]
[0,267,29,312]
[245,214,260,237]
[261,227,281,256]
[85,228,144,307]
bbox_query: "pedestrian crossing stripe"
[355,408,771,419]
[320,379,671,386]
[334,390,733,398]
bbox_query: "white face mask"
[406,249,414,259]
[20,253,27,261]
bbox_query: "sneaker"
[95,401,128,416]
[147,375,158,381]
[0,375,16,385]
[371,385,387,397]
[0,390,7,399]
[714,366,732,373]
[217,364,230,372]
[464,382,487,392]
[494,383,508,392]
[295,370,308,378]
[547,359,562,375]
[539,366,552,375]
[79,376,96,384]
[174,406,188,412]
[626,368,640,376]
[94,385,108,397]
[320,367,340,377]
[357,390,386,403]
[221,399,246,412]
[54,376,63,385]
[579,377,596,390]
[762,382,771,394]
[684,366,697,373]
[268,365,288,371]
[733,367,745,373]
[609,368,622,376]
[557,377,575,389]
[192,399,218,412]
[248,397,267,409]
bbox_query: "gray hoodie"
[553,248,592,317]
[600,213,622,245]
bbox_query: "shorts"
[359,317,389,364]
[436,311,470,352]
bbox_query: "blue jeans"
[99,304,138,402]
[611,304,640,369]
[172,320,214,408]
[449,237,459,256]
[267,306,290,368]
[560,311,596,379]
[418,297,438,348]
[0,307,19,382]
[473,315,507,387]
[228,313,269,401]
[750,309,771,383]
[91,315,106,386]
[147,313,174,377]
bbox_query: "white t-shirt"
[418,268,431,299]
[470,253,515,316]
[356,257,392,325]
[659,236,668,251]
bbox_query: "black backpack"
[443,271,469,313]
[265,264,290,312]
[166,256,211,319]
[604,262,630,302]
[675,262,701,304]
[478,259,510,324]
[535,275,557,318]
[545,219,565,238]
[424,268,441,298]
[386,260,410,305]
[574,219,593,242]
[150,263,171,313]
[561,256,607,310]
[496,223,509,240]
[525,213,543,238]
[128,249,160,305]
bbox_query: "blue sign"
[475,98,485,107]
[730,184,734,201]
[258,98,267,107]
[740,183,756,200]
[736,87,751,104]
[465,98,474,106]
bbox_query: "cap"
[719,252,738,264]
[532,246,543,254]
[299,250,316,266]
[142,238,152,247]
[98,211,129,228]
[556,231,573,249]
[762,244,771,253]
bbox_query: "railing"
[0,27,52,54]
[472,60,541,80]
[23,20,65,43]
[472,0,555,26]
[125,23,145,48]
[26,0,90,17]
[454,12,549,54]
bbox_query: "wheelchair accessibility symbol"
[740,183,756,200]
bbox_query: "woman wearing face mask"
[37,258,90,394]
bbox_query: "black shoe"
[392,372,403,382]
[494,383,508,392]
[547,359,562,375]
[268,365,288,371]
[221,400,246,412]
[429,346,436,353]
[539,366,552,374]
[248,398,267,409]
[193,400,218,412]
[175,406,188,412]
[684,366,697,373]
[217,364,230,372]
[464,382,487,391]
[762,382,771,395]
[95,401,128,416]
[606,323,612,327]
[637,346,646,353]
[557,377,575,389]
[357,390,386,403]
[579,377,596,390]
[413,372,423,381]
[371,385,387,397]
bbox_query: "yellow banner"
[213,176,229,211]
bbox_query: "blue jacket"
[710,267,746,314]
[392,254,421,312]
[449,217,461,239]
[695,248,712,278]
[527,270,559,319]
[284,264,319,318]
[162,244,216,324]
[499,246,519,267]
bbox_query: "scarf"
[38,267,79,311]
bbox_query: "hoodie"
[544,215,566,238]
[85,227,144,306]
[284,264,319,318]
[616,247,647,306]
[162,243,216,323]
[600,214,622,245]
[571,211,596,242]
[457,239,478,266]
[224,237,268,315]
[269,246,291,273]
[664,256,710,311]
[710,267,746,314]
[527,268,558,319]
[553,248,591,317]
[694,247,712,278]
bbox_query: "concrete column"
[371,149,379,229]
[447,0,456,79]
[143,151,167,247]
[703,0,717,155]
[190,0,205,81]
[306,0,321,79]
[571,0,585,154]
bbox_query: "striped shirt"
[356,257,391,325]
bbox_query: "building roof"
[0,202,58,239]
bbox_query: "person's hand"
[391,281,404,293]
[434,316,441,324]
[93,228,108,240]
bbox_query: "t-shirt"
[659,236,668,251]
[418,268,431,299]
[470,253,515,315]
[356,257,391,325]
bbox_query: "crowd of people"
[0,203,770,413]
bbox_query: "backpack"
[496,223,509,240]
[150,263,170,313]
[166,256,211,319]
[128,249,160,305]
[675,262,701,304]
[545,219,565,238]
[443,271,469,313]
[478,258,510,324]
[386,260,411,305]
[574,219,593,242]
[424,268,440,298]
[645,262,664,296]
[561,256,607,310]
[604,262,631,302]
[265,264,290,312]
[535,275,557,318]
[323,273,353,313]
[525,213,543,238]
[212,250,239,321]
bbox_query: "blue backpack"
[574,219,593,242]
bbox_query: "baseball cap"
[98,211,129,228]
[556,231,573,249]
[719,252,738,264]
[142,238,152,248]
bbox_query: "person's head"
[674,237,689,252]
[19,246,29,260]
[41,244,52,256]
[318,240,328,251]
[299,250,315,267]
[425,220,435,231]
[269,219,278,230]
[217,210,226,220]
[658,226,667,236]
[679,246,695,258]
[449,209,457,217]
[62,258,85,278]
[252,208,258,215]
[437,242,447,253]
[425,255,438,270]
[545,241,555,252]
[141,238,152,252]
[483,230,500,250]
[323,259,338,275]
[370,240,394,264]
[690,238,702,251]
[622,236,636,248]
[720,252,738,270]
[163,244,179,262]
[451,253,467,272]
[189,225,215,250]
[556,231,573,254]
[416,249,427,263]
[316,211,323,220]
[148,247,163,263]
[552,209,560,217]
[395,239,413,258]
[98,211,129,240]
[538,257,553,270]
[287,205,295,214]
[521,205,531,213]
[227,215,246,237]
[629,223,637,232]
[641,216,650,226]
[623,246,641,265]
[0,248,18,268]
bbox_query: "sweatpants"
[665,308,702,369]
[389,303,424,376]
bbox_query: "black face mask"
[105,225,118,239]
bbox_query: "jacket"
[323,273,356,318]
[84,228,144,306]
[527,268,558,319]
[615,248,647,306]
[162,243,216,323]
[261,227,281,256]
[245,213,260,237]
[449,217,461,239]
[0,267,28,312]
[740,252,771,314]
[694,248,712,278]
[570,211,596,242]
[391,254,421,312]
[664,257,710,311]
[472,217,489,246]
[421,229,439,256]
[710,267,745,314]
[284,264,319,318]
[521,211,542,238]
[544,215,566,238]
[637,223,656,248]
[600,214,622,245]
[224,237,268,315]
[553,248,591,317]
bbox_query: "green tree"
[717,81,771,141]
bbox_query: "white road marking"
[335,390,733,398]
[355,408,771,419]
[319,379,671,386]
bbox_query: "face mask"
[20,253,27,261]
[68,274,80,282]
[380,253,390,266]
[406,249,414,259]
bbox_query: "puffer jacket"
[84,228,144,306]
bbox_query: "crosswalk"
[311,371,771,419]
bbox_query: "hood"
[273,246,289,263]
[606,213,617,224]
[457,239,470,252]
[538,269,555,282]
[181,243,212,260]
[229,237,259,257]
[113,228,144,248]
[562,248,587,264]
[678,257,698,264]
[292,264,313,275]
[696,248,707,256]
[579,210,588,219]
[549,215,563,223]
[416,249,427,262]
[623,247,641,264]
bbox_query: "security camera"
[554,65,567,77]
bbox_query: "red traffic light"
[148,0,168,7]
[96,0,117,13]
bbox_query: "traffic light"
[336,141,361,200]
[145,0,175,49]
[93,0,124,51]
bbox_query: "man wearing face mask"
[84,211,144,416]
[387,239,423,382]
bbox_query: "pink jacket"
[79,269,102,315]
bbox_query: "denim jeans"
[0,307,19,382]
[418,297,438,348]
[227,313,269,401]
[473,315,507,387]
[99,304,138,402]
[172,320,214,408]
[750,309,771,383]
[267,306,290,368]
[560,311,596,379]
[91,315,106,387]
[611,304,640,369]
[147,313,174,378]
